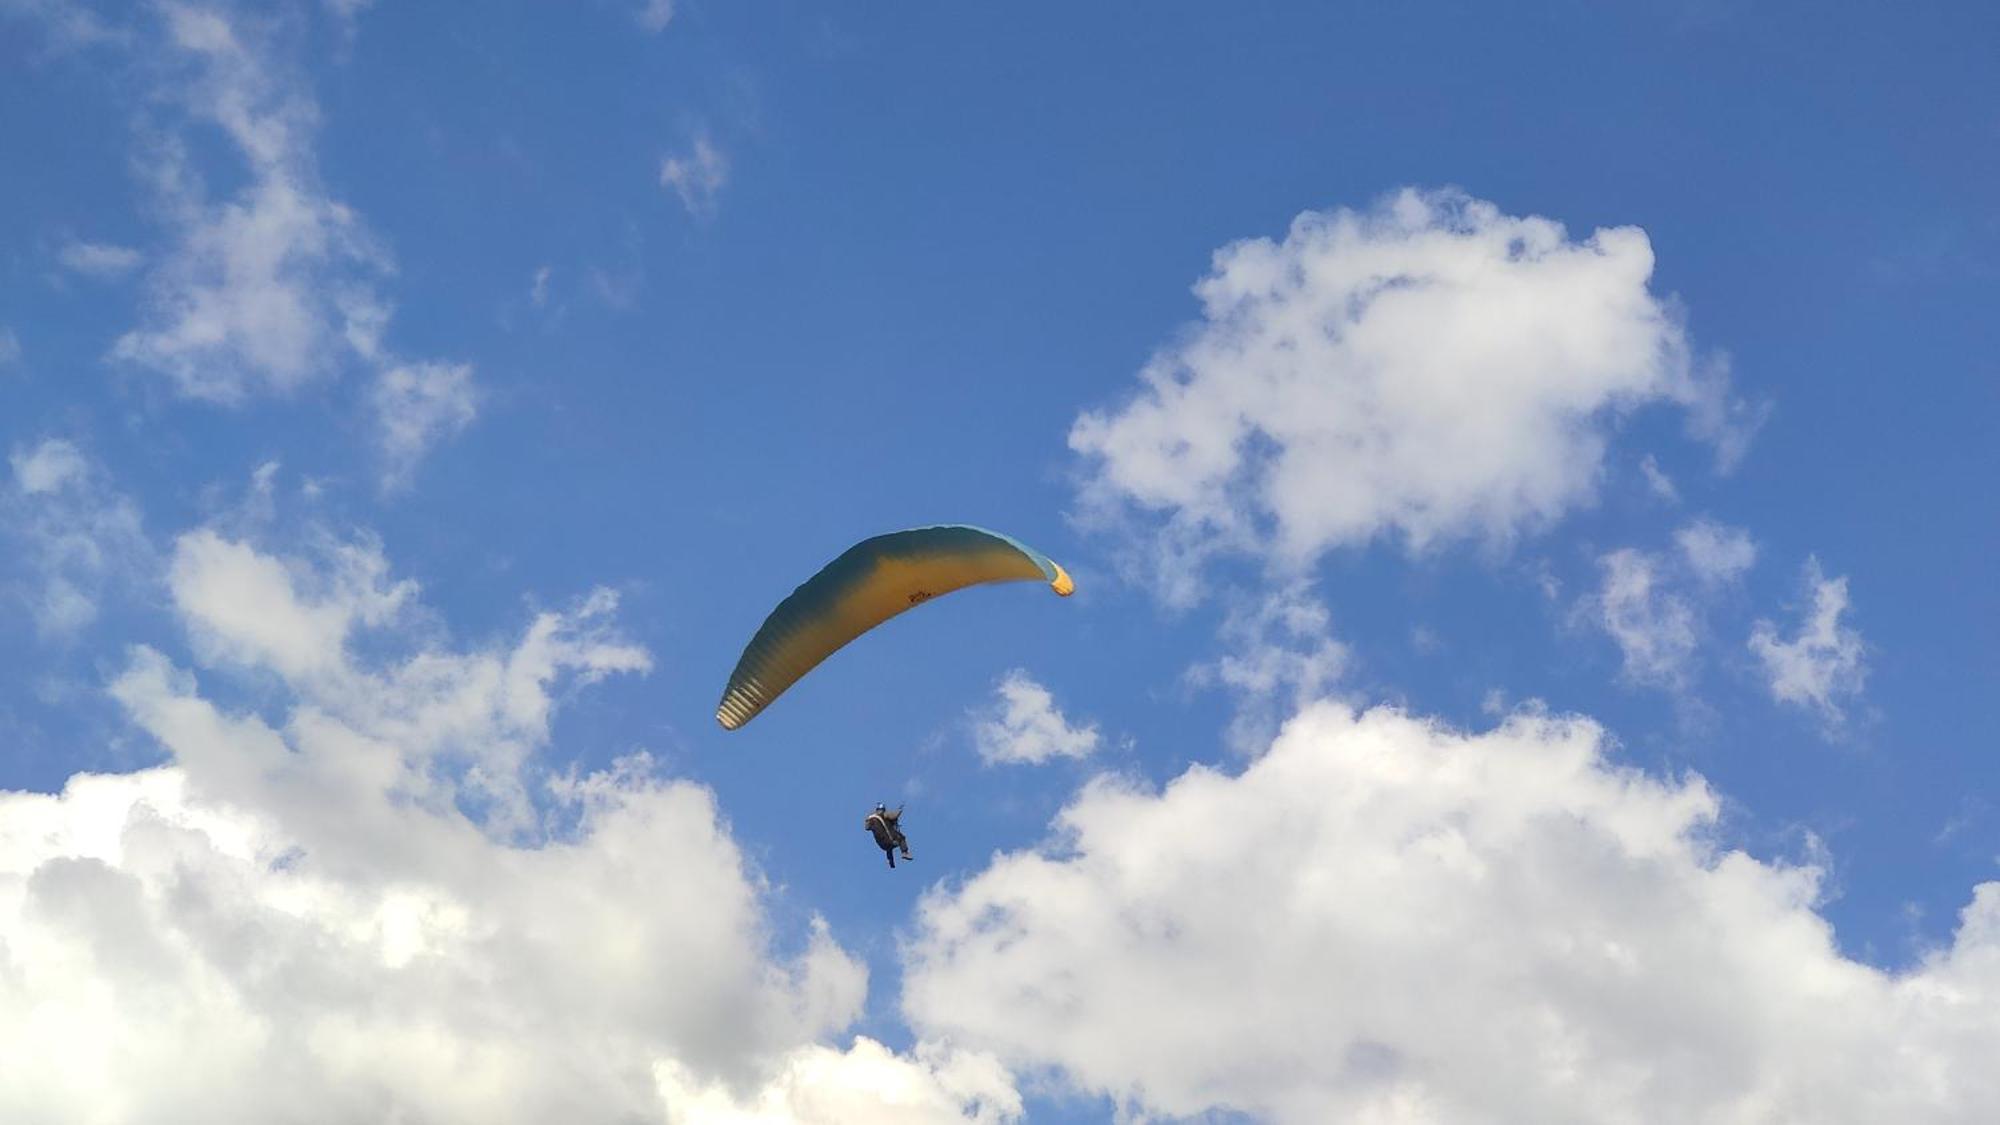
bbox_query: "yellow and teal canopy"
[716,524,1074,730]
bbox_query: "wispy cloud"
[110,2,387,401]
[4,438,152,637]
[2,0,127,50]
[1750,556,1867,729]
[57,238,142,279]
[1578,519,1757,699]
[1189,584,1350,753]
[10,438,89,495]
[1586,547,1701,690]
[1640,454,1680,503]
[40,1,482,484]
[1675,518,1757,588]
[660,132,728,217]
[636,0,674,33]
[373,360,479,492]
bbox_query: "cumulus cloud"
[1750,557,1867,728]
[654,1038,1020,1124]
[373,360,479,490]
[903,702,2000,1123]
[661,133,728,217]
[4,439,151,635]
[0,523,1015,1122]
[1070,188,1759,602]
[57,238,142,279]
[167,528,414,684]
[971,671,1100,766]
[161,527,662,837]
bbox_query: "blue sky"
[2,2,1996,1121]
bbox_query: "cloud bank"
[904,703,2000,1124]
[0,518,1015,1122]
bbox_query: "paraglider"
[714,524,1073,730]
[865,803,912,868]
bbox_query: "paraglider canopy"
[715,524,1073,729]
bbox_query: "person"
[864,803,912,868]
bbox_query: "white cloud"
[972,671,1100,766]
[66,2,482,478]
[167,528,414,684]
[1675,518,1757,588]
[1587,547,1700,690]
[4,439,151,636]
[110,2,387,401]
[10,438,89,495]
[1580,519,1754,694]
[1189,584,1350,753]
[589,264,644,310]
[903,702,2000,1123]
[1069,189,1758,602]
[0,522,1014,1122]
[162,528,658,836]
[57,239,142,279]
[1639,454,1679,503]
[373,360,479,489]
[322,0,375,21]
[0,326,20,369]
[0,0,124,48]
[653,1038,1020,1124]
[1750,557,1867,728]
[661,134,728,217]
[637,0,674,33]
[530,264,553,308]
